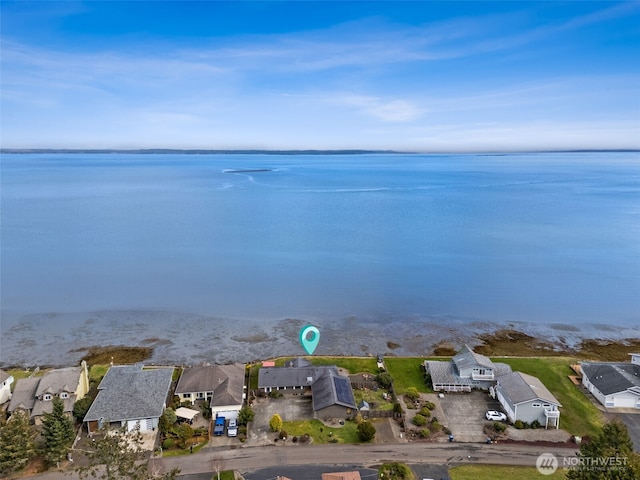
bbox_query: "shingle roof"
[581,362,640,395]
[35,366,82,397]
[452,345,495,372]
[258,365,338,389]
[175,363,245,405]
[8,377,40,413]
[84,365,173,423]
[311,371,356,411]
[497,371,561,406]
[424,361,474,387]
[0,369,11,384]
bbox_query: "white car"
[486,410,507,421]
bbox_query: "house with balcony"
[424,345,511,392]
[494,371,561,429]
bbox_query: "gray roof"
[0,369,11,384]
[35,366,83,397]
[453,345,495,372]
[497,371,561,406]
[84,365,173,423]
[425,361,473,387]
[32,397,76,417]
[175,363,245,405]
[581,362,640,396]
[210,364,245,407]
[258,365,339,389]
[311,371,356,411]
[8,377,40,413]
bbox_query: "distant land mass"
[0,148,410,155]
[1,148,638,155]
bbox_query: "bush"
[412,414,427,427]
[238,405,254,426]
[300,433,310,443]
[162,438,174,449]
[423,401,436,410]
[279,430,288,440]
[428,420,441,433]
[405,387,420,402]
[418,406,431,417]
[419,429,430,439]
[357,421,376,441]
[493,421,507,432]
[292,436,298,443]
[270,414,283,432]
[514,420,525,429]
[531,420,541,429]
[376,372,393,389]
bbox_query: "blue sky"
[1,1,639,151]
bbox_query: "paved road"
[25,442,579,479]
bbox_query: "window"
[198,392,204,398]
[43,394,52,401]
[184,393,191,398]
[542,404,550,408]
[532,403,541,408]
[60,392,69,399]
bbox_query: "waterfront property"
[424,345,512,392]
[580,353,640,409]
[83,364,173,434]
[8,362,89,425]
[258,358,357,420]
[494,371,561,429]
[0,369,14,405]
[175,363,246,420]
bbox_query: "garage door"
[614,396,637,408]
[127,419,153,432]
[215,410,238,421]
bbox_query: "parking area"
[248,394,314,445]
[437,390,502,442]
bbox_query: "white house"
[0,369,14,405]
[494,371,561,429]
[581,357,640,409]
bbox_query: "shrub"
[412,414,427,427]
[162,438,174,449]
[514,420,525,429]
[405,387,420,402]
[428,420,441,433]
[531,420,541,429]
[493,421,507,432]
[357,421,376,441]
[418,406,431,417]
[376,372,393,389]
[420,429,430,439]
[292,436,298,443]
[423,401,435,410]
[300,433,310,443]
[270,414,283,432]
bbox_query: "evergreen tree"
[357,420,376,441]
[77,425,179,480]
[0,411,37,475]
[41,396,75,467]
[566,420,640,480]
[269,413,283,432]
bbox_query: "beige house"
[8,361,90,424]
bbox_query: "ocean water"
[1,152,639,365]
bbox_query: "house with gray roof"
[175,363,246,420]
[494,371,561,428]
[83,364,173,436]
[581,355,640,409]
[258,359,357,420]
[0,369,14,405]
[424,345,511,392]
[8,362,89,425]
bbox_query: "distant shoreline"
[2,148,639,155]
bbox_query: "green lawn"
[281,419,364,444]
[496,357,603,437]
[273,356,379,374]
[449,465,565,480]
[384,357,432,394]
[353,387,394,411]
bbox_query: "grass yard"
[384,357,432,394]
[273,356,379,374]
[281,418,364,444]
[496,357,603,437]
[353,387,394,411]
[449,465,565,480]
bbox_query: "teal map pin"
[299,325,320,355]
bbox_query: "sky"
[1,1,639,152]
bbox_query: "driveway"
[611,412,640,452]
[248,394,314,445]
[437,390,501,443]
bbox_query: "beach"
[1,309,639,368]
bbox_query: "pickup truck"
[214,416,225,436]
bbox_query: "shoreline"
[1,309,639,369]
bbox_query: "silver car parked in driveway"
[485,410,507,421]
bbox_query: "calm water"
[1,152,639,335]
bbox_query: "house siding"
[315,404,353,420]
